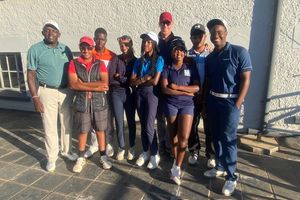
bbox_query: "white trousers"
[38,87,74,162]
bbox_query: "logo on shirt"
[184,69,191,77]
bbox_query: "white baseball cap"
[43,20,60,31]
[140,31,159,44]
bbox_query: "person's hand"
[33,97,44,113]
[235,99,243,109]
[113,73,120,80]
[168,83,179,90]
[145,75,152,81]
[99,85,109,91]
[235,102,242,109]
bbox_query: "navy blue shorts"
[164,103,194,117]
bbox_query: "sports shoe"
[170,164,181,185]
[73,157,86,173]
[207,158,216,168]
[136,151,150,167]
[84,146,98,158]
[147,154,160,169]
[106,143,114,157]
[46,160,56,172]
[204,168,227,178]
[222,180,237,196]
[127,147,135,160]
[100,155,112,170]
[61,152,78,161]
[116,148,125,161]
[188,151,199,165]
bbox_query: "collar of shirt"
[42,40,64,50]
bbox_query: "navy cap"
[170,37,187,52]
[190,23,206,36]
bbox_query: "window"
[0,53,26,91]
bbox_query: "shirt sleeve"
[132,59,140,75]
[65,46,74,61]
[155,56,164,72]
[27,46,38,70]
[68,60,76,74]
[161,67,169,80]
[190,66,200,84]
[100,61,107,73]
[239,48,253,72]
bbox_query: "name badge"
[184,69,191,77]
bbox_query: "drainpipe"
[259,0,283,140]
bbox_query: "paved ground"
[0,108,300,200]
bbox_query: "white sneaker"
[116,148,125,161]
[61,152,78,161]
[147,154,160,169]
[46,160,56,172]
[84,146,98,158]
[127,147,135,160]
[106,143,114,157]
[188,152,198,165]
[170,165,181,185]
[73,157,86,173]
[222,180,237,196]
[136,151,150,167]
[207,158,216,168]
[100,155,112,170]
[204,168,227,178]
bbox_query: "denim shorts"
[164,102,194,117]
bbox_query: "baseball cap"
[170,37,187,52]
[79,36,95,46]
[140,31,159,44]
[190,23,206,36]
[117,35,132,43]
[43,20,60,31]
[159,11,173,23]
[207,18,228,31]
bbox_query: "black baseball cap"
[190,23,206,36]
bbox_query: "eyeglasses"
[160,21,171,26]
[80,46,94,51]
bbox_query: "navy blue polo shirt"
[161,63,199,106]
[205,42,252,94]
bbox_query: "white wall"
[0,0,299,132]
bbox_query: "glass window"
[0,53,25,91]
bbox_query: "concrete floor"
[0,108,300,199]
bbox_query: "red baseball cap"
[79,36,95,46]
[159,12,172,23]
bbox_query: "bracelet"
[32,95,39,99]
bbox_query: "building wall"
[0,0,299,132]
[267,0,300,133]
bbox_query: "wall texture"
[267,0,300,133]
[0,0,299,133]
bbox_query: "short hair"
[94,28,107,37]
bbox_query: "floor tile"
[55,177,92,197]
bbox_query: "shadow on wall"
[267,91,300,125]
[243,0,276,130]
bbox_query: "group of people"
[27,11,252,196]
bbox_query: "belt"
[210,91,238,98]
[39,83,67,89]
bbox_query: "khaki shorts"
[75,109,108,133]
